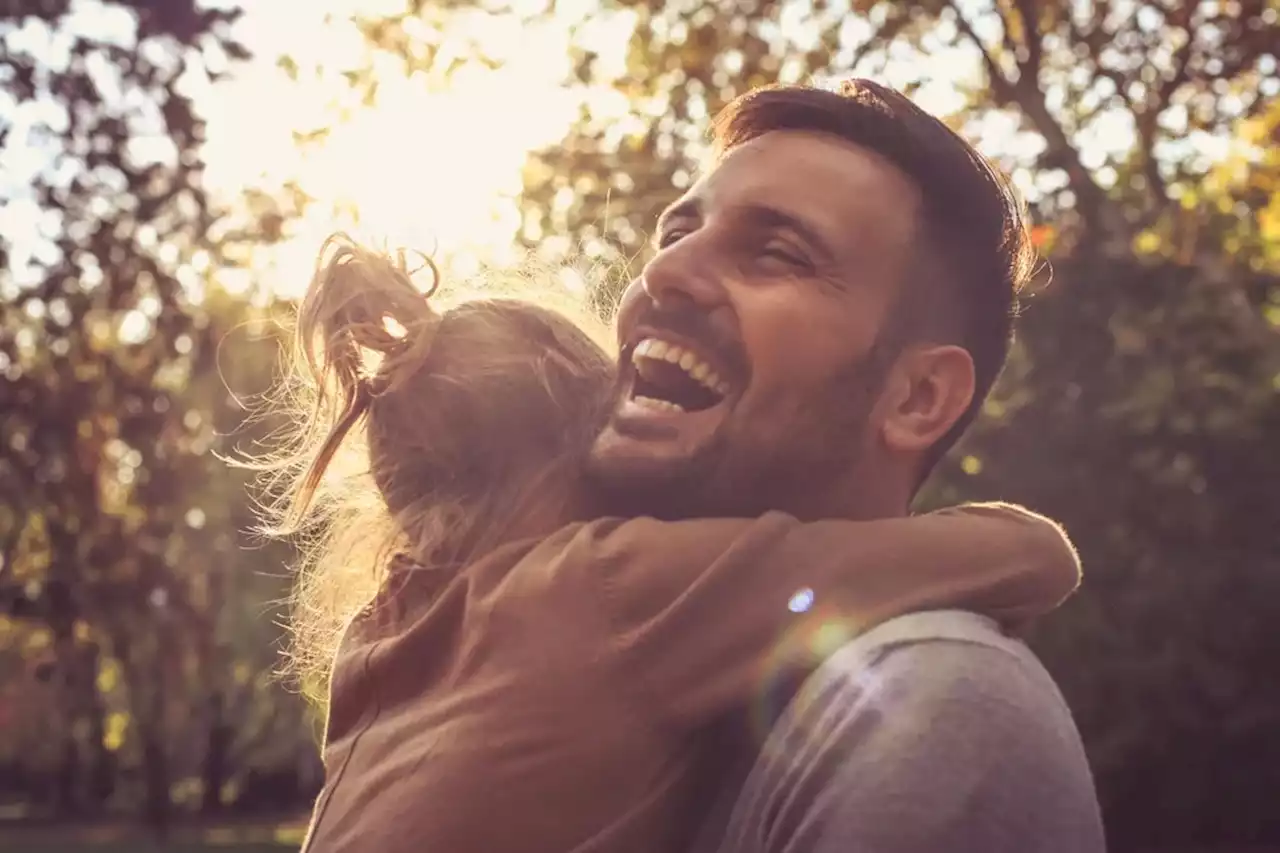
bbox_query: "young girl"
[255,236,1081,853]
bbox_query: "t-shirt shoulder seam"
[819,630,1067,715]
[858,633,1034,666]
[827,611,1032,664]
[822,615,1055,689]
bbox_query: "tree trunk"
[200,690,232,814]
[49,578,80,817]
[83,643,116,811]
[52,731,79,816]
[139,646,171,839]
[142,730,171,839]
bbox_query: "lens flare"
[747,604,876,755]
[787,587,815,613]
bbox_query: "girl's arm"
[539,503,1079,729]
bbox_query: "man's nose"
[640,234,728,311]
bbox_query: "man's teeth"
[632,338,731,397]
[633,395,686,413]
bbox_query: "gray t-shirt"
[690,610,1106,853]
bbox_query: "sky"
[197,0,620,294]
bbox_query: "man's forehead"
[673,130,918,229]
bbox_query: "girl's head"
[253,235,614,694]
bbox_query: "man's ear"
[875,344,976,455]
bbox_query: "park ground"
[0,818,307,852]
[2,822,1278,853]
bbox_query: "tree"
[0,0,314,824]
[516,0,1277,272]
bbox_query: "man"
[587,80,1105,851]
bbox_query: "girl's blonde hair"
[248,235,614,701]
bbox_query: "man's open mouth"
[625,336,735,414]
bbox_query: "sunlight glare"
[204,1,589,298]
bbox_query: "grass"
[0,819,305,852]
[6,840,290,845]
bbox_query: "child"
[254,236,1081,853]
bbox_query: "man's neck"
[778,485,908,523]
[750,458,912,522]
[589,459,912,522]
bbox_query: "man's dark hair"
[711,79,1037,482]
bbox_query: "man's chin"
[586,413,726,508]
[588,422,705,483]
[596,395,730,465]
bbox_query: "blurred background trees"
[2,0,1276,850]
[0,0,316,832]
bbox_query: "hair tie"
[364,373,392,399]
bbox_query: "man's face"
[587,130,922,518]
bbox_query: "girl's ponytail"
[284,235,440,531]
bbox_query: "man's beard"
[711,353,884,519]
[587,349,890,521]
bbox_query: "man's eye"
[762,245,810,268]
[657,230,687,249]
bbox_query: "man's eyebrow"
[738,203,836,260]
[654,198,837,261]
[655,197,700,237]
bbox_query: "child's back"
[312,532,692,853]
